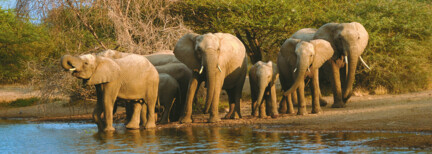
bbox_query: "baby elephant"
[249,61,279,118]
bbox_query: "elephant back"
[174,33,201,70]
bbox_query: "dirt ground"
[1,85,432,149]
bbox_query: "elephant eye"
[84,62,89,65]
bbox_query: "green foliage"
[8,97,40,107]
[173,0,432,93]
[0,7,55,83]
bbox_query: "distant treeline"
[0,0,431,95]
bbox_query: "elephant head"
[174,33,232,113]
[61,54,120,85]
[313,22,369,101]
[281,39,334,95]
[249,61,279,115]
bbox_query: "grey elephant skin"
[278,30,334,115]
[99,50,192,122]
[249,61,279,118]
[174,33,248,123]
[60,53,159,131]
[313,22,369,108]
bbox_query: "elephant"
[174,32,248,123]
[278,28,329,114]
[313,22,370,108]
[249,61,279,118]
[278,37,334,115]
[99,49,193,122]
[60,53,159,131]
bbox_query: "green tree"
[173,0,432,93]
[0,7,54,83]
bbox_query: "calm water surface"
[0,120,428,153]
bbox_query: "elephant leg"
[259,95,267,118]
[319,94,328,107]
[101,83,119,132]
[296,81,307,115]
[225,87,242,119]
[126,102,141,129]
[311,70,322,114]
[288,93,296,114]
[93,85,104,131]
[125,102,134,125]
[278,95,288,114]
[160,98,175,124]
[269,84,279,118]
[292,90,298,106]
[145,92,158,129]
[179,75,200,124]
[224,89,236,119]
[141,102,147,127]
[329,60,345,108]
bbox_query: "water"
[0,120,429,153]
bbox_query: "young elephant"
[154,73,181,124]
[249,61,279,118]
[278,38,334,115]
[60,54,159,131]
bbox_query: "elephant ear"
[174,33,201,70]
[310,39,334,69]
[280,38,301,66]
[86,56,121,85]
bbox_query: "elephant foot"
[208,116,221,123]
[311,109,322,114]
[159,120,169,124]
[179,116,193,124]
[331,102,346,108]
[288,109,296,114]
[145,122,156,129]
[297,110,308,116]
[319,98,328,107]
[271,114,279,119]
[231,112,240,119]
[343,98,350,104]
[125,123,140,129]
[103,126,115,132]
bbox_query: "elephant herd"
[60,22,370,132]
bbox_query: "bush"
[8,97,40,107]
[172,0,432,93]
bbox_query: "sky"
[0,0,16,9]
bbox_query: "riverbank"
[1,85,432,149]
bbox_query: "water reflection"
[0,121,429,153]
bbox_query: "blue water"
[0,120,428,153]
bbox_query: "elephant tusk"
[199,66,204,74]
[69,68,76,72]
[359,56,371,70]
[293,68,297,73]
[217,65,222,72]
[307,67,310,72]
[344,56,348,64]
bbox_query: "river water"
[0,120,428,153]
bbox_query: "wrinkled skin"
[174,33,248,123]
[60,54,159,131]
[313,22,369,108]
[100,50,192,122]
[249,61,279,118]
[278,37,334,115]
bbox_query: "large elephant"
[278,38,334,115]
[249,61,279,118]
[174,33,248,123]
[60,53,159,131]
[99,50,192,121]
[313,22,369,108]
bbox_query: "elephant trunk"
[203,54,219,114]
[61,55,82,71]
[283,60,309,96]
[253,79,267,115]
[343,53,359,102]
